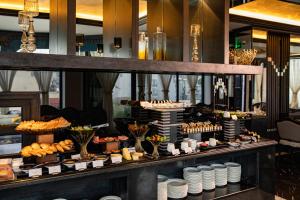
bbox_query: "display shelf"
[0,139,276,191]
[186,183,256,200]
[0,52,263,75]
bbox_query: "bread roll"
[40,143,50,149]
[31,143,40,150]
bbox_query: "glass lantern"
[138,32,148,60]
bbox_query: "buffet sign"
[29,168,42,178]
[48,165,61,175]
[75,162,87,171]
[92,160,104,168]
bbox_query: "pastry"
[31,143,40,150]
[55,144,64,153]
[40,143,50,149]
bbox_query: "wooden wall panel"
[202,0,225,63]
[103,0,133,58]
[147,0,183,61]
[266,32,290,130]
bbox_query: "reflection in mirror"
[0,70,60,108]
[179,75,203,105]
[137,73,177,101]
[0,107,22,125]
[0,107,22,156]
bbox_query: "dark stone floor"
[221,152,300,200]
[274,153,300,200]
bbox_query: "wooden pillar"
[148,0,183,61]
[103,0,133,58]
[49,0,76,55]
[202,0,226,63]
[49,0,83,110]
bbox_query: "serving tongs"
[91,123,109,130]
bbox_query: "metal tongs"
[92,123,110,130]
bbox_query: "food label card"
[92,160,104,168]
[172,149,180,156]
[184,147,193,154]
[111,156,122,164]
[71,154,81,159]
[29,168,42,177]
[48,165,61,175]
[75,162,87,171]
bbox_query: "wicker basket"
[229,49,257,65]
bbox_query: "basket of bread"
[20,139,74,158]
[16,117,71,134]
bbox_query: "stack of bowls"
[183,167,203,194]
[167,179,188,199]
[224,162,241,183]
[197,165,215,191]
[211,164,228,187]
[157,175,168,200]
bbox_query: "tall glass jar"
[138,32,148,60]
[153,27,166,61]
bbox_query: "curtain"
[227,75,234,98]
[160,75,172,100]
[138,74,145,100]
[0,70,16,92]
[262,67,267,103]
[290,59,300,109]
[187,75,198,104]
[146,74,152,101]
[33,71,53,105]
[253,74,262,104]
[96,72,119,128]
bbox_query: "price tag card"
[75,162,87,171]
[48,165,61,175]
[184,147,193,154]
[29,168,42,178]
[111,156,122,164]
[92,160,104,168]
[172,149,180,156]
[71,154,81,159]
[128,147,136,153]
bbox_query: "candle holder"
[23,0,39,53]
[190,24,201,62]
[18,11,29,53]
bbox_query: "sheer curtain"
[160,75,172,100]
[187,75,198,104]
[146,74,152,101]
[253,74,262,104]
[290,59,300,109]
[0,70,16,92]
[96,72,119,128]
[33,71,53,105]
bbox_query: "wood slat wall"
[266,32,290,130]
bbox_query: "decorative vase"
[153,27,166,61]
[151,144,159,160]
[135,136,145,153]
[70,128,95,159]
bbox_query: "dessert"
[122,148,132,161]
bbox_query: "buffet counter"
[0,139,277,200]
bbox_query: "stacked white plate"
[157,175,168,200]
[211,164,228,187]
[224,162,241,183]
[197,165,215,191]
[99,196,121,200]
[183,167,203,194]
[167,179,188,199]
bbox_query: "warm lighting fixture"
[21,0,39,53]
[230,0,300,27]
[18,11,29,53]
[190,24,201,62]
